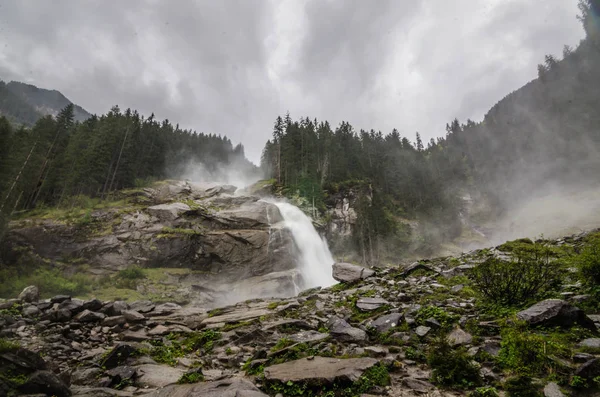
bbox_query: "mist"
[169,156,263,191]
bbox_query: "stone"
[22,305,40,317]
[58,299,84,314]
[102,301,129,316]
[364,346,387,357]
[575,358,600,379]
[401,377,435,393]
[102,315,126,327]
[18,286,39,303]
[122,310,145,322]
[401,262,435,277]
[447,327,473,346]
[106,366,136,386]
[574,353,595,363]
[289,331,329,344]
[264,356,379,385]
[368,313,403,333]
[18,370,71,397]
[425,318,441,329]
[135,364,185,388]
[120,330,149,342]
[51,295,71,304]
[74,310,106,323]
[148,302,182,317]
[101,344,138,369]
[356,297,389,311]
[328,316,367,342]
[332,262,375,283]
[71,367,103,385]
[202,308,271,325]
[415,326,431,337]
[82,299,103,311]
[148,325,171,336]
[147,202,191,222]
[580,338,600,349]
[517,299,596,331]
[544,382,566,397]
[144,377,268,397]
[129,301,155,313]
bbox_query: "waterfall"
[273,202,337,289]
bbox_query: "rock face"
[332,262,375,283]
[264,357,379,385]
[516,299,597,331]
[5,181,299,305]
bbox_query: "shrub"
[469,242,563,306]
[115,266,146,289]
[468,387,499,397]
[415,305,459,330]
[578,234,600,286]
[177,371,204,384]
[504,376,542,397]
[427,337,482,389]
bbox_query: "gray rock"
[51,295,71,304]
[402,377,435,393]
[580,338,600,349]
[328,316,367,342]
[368,313,403,333]
[144,377,268,397]
[71,367,103,385]
[516,299,596,331]
[18,286,39,303]
[147,202,191,221]
[122,310,145,322]
[400,262,435,277]
[74,310,106,323]
[575,358,600,378]
[148,302,182,317]
[101,344,138,369]
[135,364,185,388]
[129,301,155,313]
[120,330,150,342]
[264,356,379,385]
[59,299,84,314]
[448,327,473,346]
[544,382,566,397]
[102,301,129,316]
[18,370,71,397]
[425,318,441,329]
[106,366,136,386]
[22,305,40,317]
[356,297,389,311]
[415,326,431,337]
[332,263,375,283]
[82,299,103,311]
[289,331,329,344]
[202,308,271,325]
[102,315,126,327]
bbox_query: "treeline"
[0,105,255,239]
[261,0,600,263]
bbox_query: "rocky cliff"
[2,181,301,306]
[1,230,600,396]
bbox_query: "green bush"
[469,242,563,306]
[427,337,482,389]
[468,387,499,397]
[177,371,204,384]
[578,234,600,286]
[0,267,91,299]
[504,376,542,397]
[115,266,146,289]
[415,305,459,330]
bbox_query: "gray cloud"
[0,0,585,162]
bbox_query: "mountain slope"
[0,80,91,125]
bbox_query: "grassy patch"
[415,305,460,330]
[177,372,204,384]
[427,337,482,389]
[0,338,20,353]
[0,266,92,299]
[157,227,203,239]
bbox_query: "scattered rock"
[145,377,268,397]
[402,377,435,393]
[122,310,145,322]
[544,382,566,397]
[580,338,600,349]
[135,364,185,388]
[18,370,72,397]
[264,356,379,385]
[415,326,431,337]
[328,316,367,342]
[447,327,473,346]
[147,202,191,221]
[368,313,403,333]
[332,263,375,283]
[74,310,106,323]
[18,286,39,303]
[356,297,389,311]
[101,344,138,369]
[400,262,435,277]
[516,299,597,331]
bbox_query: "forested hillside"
[0,105,257,239]
[261,0,600,263]
[0,80,91,126]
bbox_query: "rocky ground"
[2,230,600,396]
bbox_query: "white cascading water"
[273,202,337,289]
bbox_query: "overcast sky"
[0,0,585,163]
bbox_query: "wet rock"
[18,370,71,397]
[447,327,473,346]
[517,299,596,331]
[145,377,268,397]
[328,316,367,342]
[147,202,191,222]
[332,262,375,283]
[264,356,379,385]
[74,310,106,323]
[18,286,39,303]
[368,313,403,333]
[356,297,389,311]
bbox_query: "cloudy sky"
[0,0,585,163]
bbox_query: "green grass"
[0,338,20,353]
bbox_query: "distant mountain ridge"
[0,80,91,126]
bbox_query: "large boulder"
[264,356,379,385]
[516,299,596,331]
[368,313,403,333]
[332,262,375,283]
[18,286,39,303]
[147,202,191,222]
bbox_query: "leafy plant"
[177,371,204,384]
[468,387,499,397]
[427,337,482,389]
[504,375,542,397]
[578,234,600,286]
[469,241,564,306]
